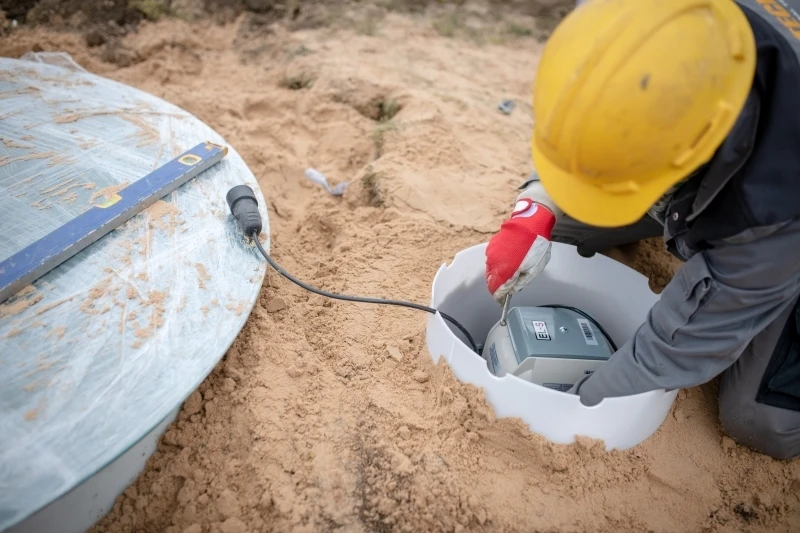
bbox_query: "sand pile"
[2,2,799,532]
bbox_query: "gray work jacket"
[575,0,800,407]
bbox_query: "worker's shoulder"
[666,6,800,257]
[737,0,800,57]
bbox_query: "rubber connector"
[226,185,262,236]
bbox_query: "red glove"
[485,199,556,302]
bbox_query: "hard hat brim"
[532,141,679,229]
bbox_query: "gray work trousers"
[552,214,800,459]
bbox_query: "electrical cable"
[251,231,479,352]
[227,184,615,356]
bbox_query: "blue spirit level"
[0,142,228,303]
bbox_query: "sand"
[2,1,799,532]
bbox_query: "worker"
[484,0,800,460]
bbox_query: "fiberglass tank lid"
[0,57,268,529]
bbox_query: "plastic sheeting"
[18,52,88,73]
[0,57,269,529]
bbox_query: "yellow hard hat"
[531,0,756,228]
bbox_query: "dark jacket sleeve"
[574,219,800,406]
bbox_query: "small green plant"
[375,97,400,122]
[356,15,381,36]
[506,23,533,36]
[279,72,315,90]
[361,167,385,207]
[292,44,312,57]
[129,0,170,21]
[433,12,463,38]
[370,120,397,158]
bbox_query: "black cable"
[227,186,616,357]
[251,231,479,352]
[539,304,618,351]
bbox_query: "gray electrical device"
[482,306,614,393]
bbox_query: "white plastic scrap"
[304,168,348,196]
[20,51,87,73]
[498,99,515,115]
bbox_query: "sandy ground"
[2,2,800,532]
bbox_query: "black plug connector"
[226,185,262,236]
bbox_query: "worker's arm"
[484,177,565,303]
[574,218,800,405]
[516,178,564,219]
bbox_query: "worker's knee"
[719,388,800,460]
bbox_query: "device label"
[532,320,550,341]
[577,319,598,346]
[488,343,500,374]
[543,382,572,393]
